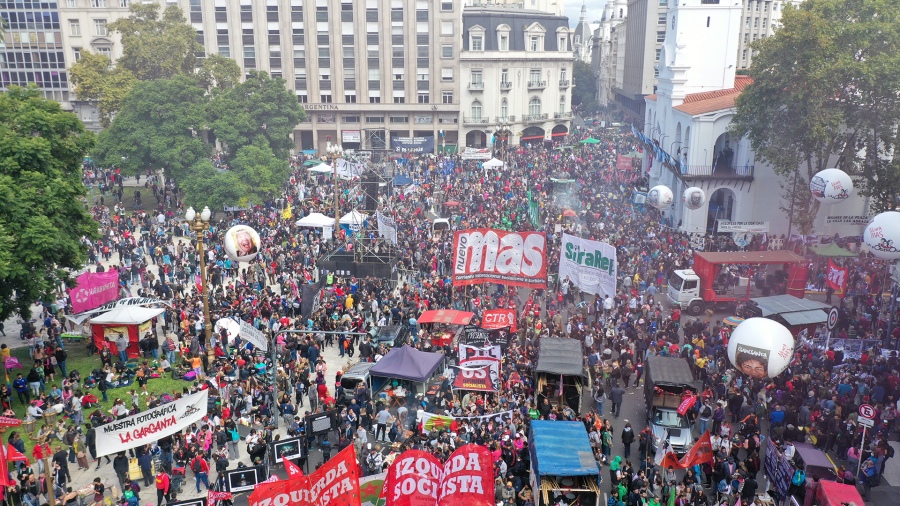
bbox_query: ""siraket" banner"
[96,390,208,457]
[452,229,547,288]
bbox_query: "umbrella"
[445,201,461,207]
[562,209,577,217]
[579,137,601,145]
[4,356,22,369]
[723,316,744,327]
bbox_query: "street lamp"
[326,140,344,234]
[185,205,215,372]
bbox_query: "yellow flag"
[282,203,292,219]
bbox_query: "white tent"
[295,212,335,228]
[482,157,505,169]
[89,306,165,325]
[308,163,332,173]
[340,210,369,226]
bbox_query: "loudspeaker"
[362,171,379,211]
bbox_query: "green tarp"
[810,243,856,257]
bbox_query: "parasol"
[723,316,744,327]
[562,209,577,217]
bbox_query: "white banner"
[826,215,871,226]
[458,344,502,362]
[96,390,208,457]
[376,211,398,244]
[717,221,770,233]
[240,319,268,351]
[558,233,617,297]
[460,147,492,160]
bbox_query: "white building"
[639,0,867,238]
[459,5,574,147]
[595,0,628,107]
[736,0,800,69]
[572,2,593,64]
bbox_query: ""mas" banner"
[558,233,617,298]
[96,390,208,457]
[69,269,120,313]
[452,229,546,288]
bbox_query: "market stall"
[90,306,165,359]
[369,345,446,402]
[416,309,474,347]
[529,420,601,506]
[535,337,586,414]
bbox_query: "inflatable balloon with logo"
[224,225,262,262]
[809,168,853,205]
[727,318,794,379]
[682,187,706,210]
[864,211,900,260]
[647,185,674,210]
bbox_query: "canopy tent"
[579,137,601,145]
[295,212,335,228]
[307,163,333,173]
[339,210,369,227]
[370,345,445,383]
[810,243,857,257]
[393,174,414,186]
[750,294,830,330]
[90,307,165,359]
[536,337,584,376]
[562,209,577,218]
[530,421,602,506]
[303,159,324,167]
[482,157,505,169]
[416,309,474,325]
[816,480,864,506]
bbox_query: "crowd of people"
[4,114,900,506]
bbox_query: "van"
[339,362,376,405]
[369,324,410,348]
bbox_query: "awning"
[780,309,828,326]
[521,135,545,141]
[551,132,568,137]
[416,309,474,325]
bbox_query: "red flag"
[0,445,14,487]
[437,444,494,506]
[659,451,682,470]
[826,260,848,296]
[384,450,443,506]
[307,444,361,506]
[249,480,305,506]
[285,458,304,478]
[6,443,29,464]
[676,395,697,416]
[678,431,715,469]
[208,490,233,506]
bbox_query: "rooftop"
[674,75,754,115]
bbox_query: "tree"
[572,60,599,112]
[207,71,306,161]
[108,3,202,81]
[92,76,210,179]
[731,0,900,232]
[0,87,97,320]
[196,54,242,95]
[178,160,245,211]
[69,51,137,127]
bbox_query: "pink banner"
[69,270,119,313]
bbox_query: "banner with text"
[249,445,360,506]
[450,363,498,392]
[480,309,517,332]
[418,410,514,435]
[826,260,848,296]
[240,320,269,351]
[96,390,208,457]
[459,147,492,160]
[376,211,399,245]
[558,234,617,298]
[452,229,547,288]
[69,269,120,313]
[391,136,435,154]
[383,445,493,506]
[717,221,769,233]
[459,325,509,348]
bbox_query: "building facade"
[595,0,627,107]
[736,0,799,69]
[572,2,593,64]
[0,0,70,103]
[614,0,666,119]
[459,5,573,147]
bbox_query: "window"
[442,91,453,104]
[120,0,129,7]
[657,30,666,42]
[343,115,360,123]
[655,49,661,61]
[68,0,76,7]
[529,69,540,83]
[69,20,80,37]
[471,36,483,51]
[530,36,539,51]
[471,101,482,120]
[560,68,567,81]
[499,34,508,51]
[390,116,408,123]
[345,94,357,103]
[316,6,329,22]
[658,13,667,24]
[94,19,108,36]
[441,21,453,36]
[322,94,333,103]
[441,1,453,10]
[501,69,509,84]
[366,116,384,123]
[559,37,567,50]
[529,97,541,116]
[417,92,430,103]
[91,0,107,7]
[559,96,566,114]
[441,45,453,58]
[393,96,405,104]
[219,46,230,57]
[297,93,309,103]
[369,96,381,103]
[470,70,482,85]
[441,68,453,81]
[746,16,750,26]
[73,47,82,62]
[500,99,508,119]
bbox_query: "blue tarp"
[530,421,599,477]
[393,174,414,186]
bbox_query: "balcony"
[523,113,549,123]
[527,80,547,89]
[468,82,485,91]
[496,116,516,123]
[500,81,512,91]
[554,111,574,119]
[679,164,755,181]
[559,79,570,88]
[463,116,490,126]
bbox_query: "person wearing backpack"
[190,454,210,493]
[698,398,713,436]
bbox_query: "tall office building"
[613,0,667,119]
[736,0,799,69]
[595,0,627,107]
[0,0,69,102]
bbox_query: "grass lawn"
[8,338,190,451]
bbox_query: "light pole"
[185,205,214,371]
[326,140,344,236]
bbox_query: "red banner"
[452,229,547,288]
[451,364,497,392]
[0,417,22,427]
[616,154,638,172]
[437,444,494,506]
[285,458,304,477]
[676,395,697,416]
[69,269,120,313]
[308,444,361,506]
[678,431,714,468]
[481,309,517,332]
[826,260,848,296]
[249,480,304,506]
[384,450,443,506]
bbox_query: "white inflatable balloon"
[214,318,241,344]
[682,187,707,210]
[224,225,262,262]
[647,185,674,210]
[809,168,853,204]
[864,211,900,260]
[727,317,794,379]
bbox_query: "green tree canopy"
[207,71,306,161]
[68,51,137,128]
[196,54,242,95]
[108,3,202,81]
[572,60,599,113]
[92,76,210,179]
[0,87,97,320]
[177,160,245,211]
[731,0,900,230]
